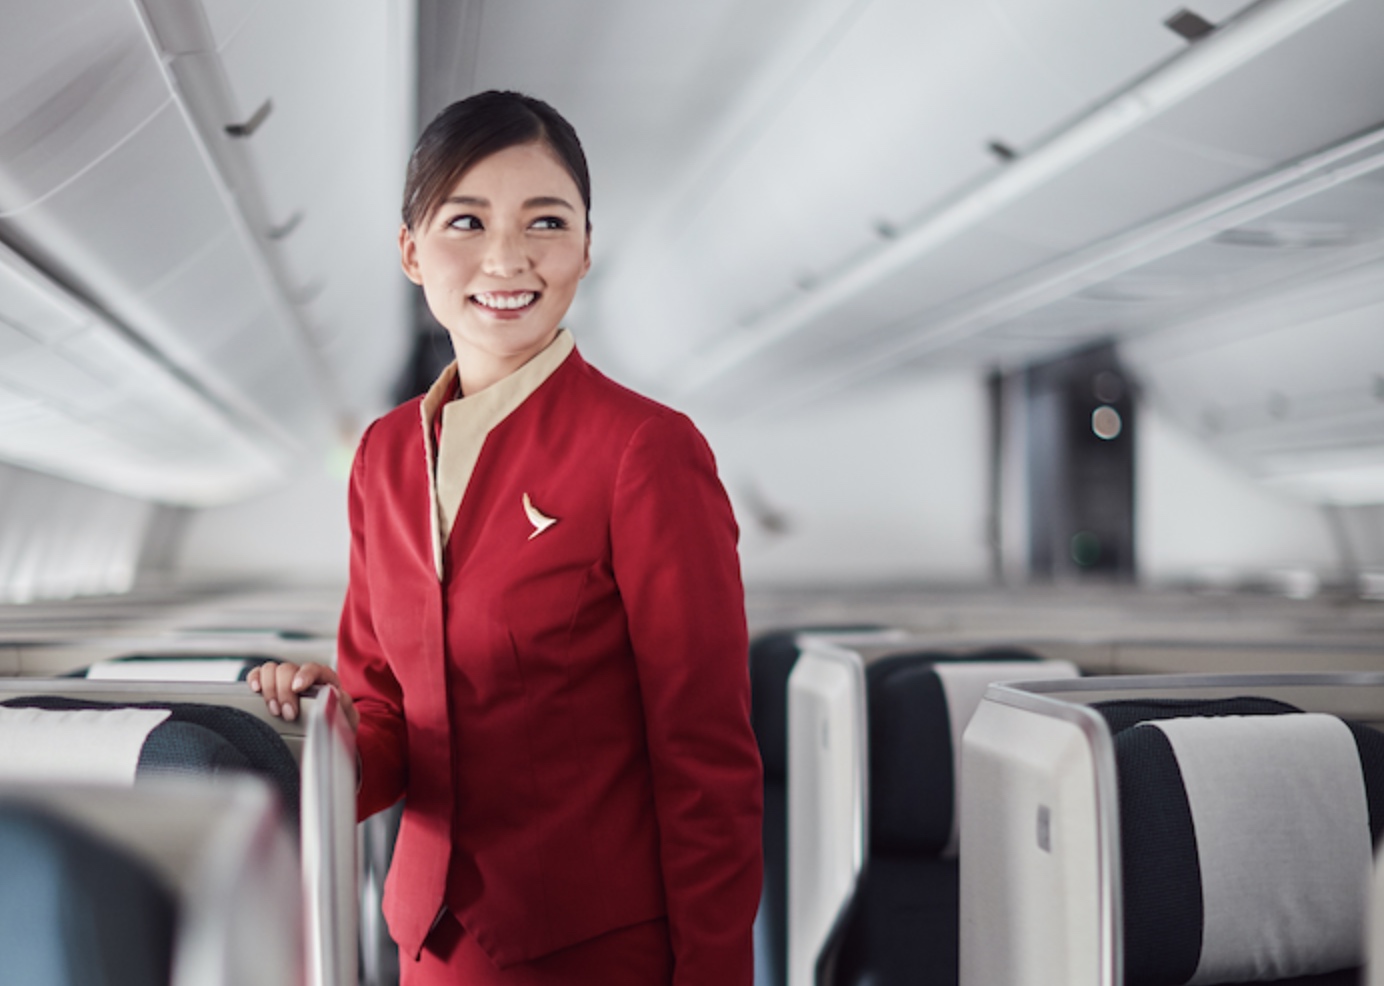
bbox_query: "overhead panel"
[0,241,283,504]
[0,0,411,504]
[630,0,1368,418]
[212,0,412,419]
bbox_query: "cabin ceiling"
[0,0,411,504]
[419,0,1384,504]
[0,0,1381,506]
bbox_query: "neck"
[451,329,560,396]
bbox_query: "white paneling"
[0,260,87,344]
[0,460,154,602]
[0,0,169,214]
[215,0,410,417]
[201,0,261,51]
[701,371,990,585]
[177,455,351,580]
[987,0,1185,102]
[1138,404,1338,581]
[1148,0,1384,166]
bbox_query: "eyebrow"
[442,195,577,211]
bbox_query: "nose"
[482,229,530,277]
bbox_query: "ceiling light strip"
[671,0,1353,396]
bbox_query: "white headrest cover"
[933,659,1079,857]
[1147,713,1371,984]
[88,660,250,682]
[0,707,172,785]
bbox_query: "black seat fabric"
[832,649,1045,986]
[1095,698,1384,986]
[1,697,299,825]
[0,801,177,986]
[749,625,883,986]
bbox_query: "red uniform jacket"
[337,331,763,984]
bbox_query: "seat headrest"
[867,651,1077,857]
[1111,705,1384,985]
[1,698,299,825]
[0,800,177,986]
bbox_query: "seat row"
[752,627,1384,986]
[0,664,359,986]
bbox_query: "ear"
[580,230,592,280]
[399,224,423,285]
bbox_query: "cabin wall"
[174,455,351,584]
[162,373,1347,592]
[0,461,155,603]
[701,371,993,586]
[1137,404,1338,584]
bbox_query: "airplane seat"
[0,696,300,824]
[0,779,302,986]
[0,800,177,986]
[0,677,357,986]
[959,674,1384,986]
[831,650,1078,986]
[1095,697,1382,986]
[787,640,1079,986]
[750,625,890,986]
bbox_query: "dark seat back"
[0,800,177,986]
[832,649,1061,986]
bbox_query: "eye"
[446,214,482,231]
[530,216,568,231]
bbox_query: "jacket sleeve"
[337,421,408,820]
[610,411,763,986]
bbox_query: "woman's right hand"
[248,661,359,731]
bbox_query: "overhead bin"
[960,673,1384,986]
[0,778,301,986]
[0,0,411,504]
[596,0,1379,417]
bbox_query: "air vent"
[1165,9,1216,42]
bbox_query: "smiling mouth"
[471,291,539,312]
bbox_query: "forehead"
[446,142,582,202]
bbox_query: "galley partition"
[0,678,358,986]
[961,673,1384,986]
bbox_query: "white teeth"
[473,292,536,310]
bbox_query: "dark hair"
[402,91,591,232]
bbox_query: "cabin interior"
[2,1,1384,985]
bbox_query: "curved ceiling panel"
[0,0,168,214]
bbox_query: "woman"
[249,91,763,986]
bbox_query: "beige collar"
[418,329,575,579]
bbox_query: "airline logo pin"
[523,493,557,540]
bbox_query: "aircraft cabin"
[1,1,1383,985]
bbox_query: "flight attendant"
[250,91,763,985]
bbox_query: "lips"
[471,291,539,311]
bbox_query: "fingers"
[249,661,340,722]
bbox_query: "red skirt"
[402,911,674,986]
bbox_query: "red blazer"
[337,340,763,984]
